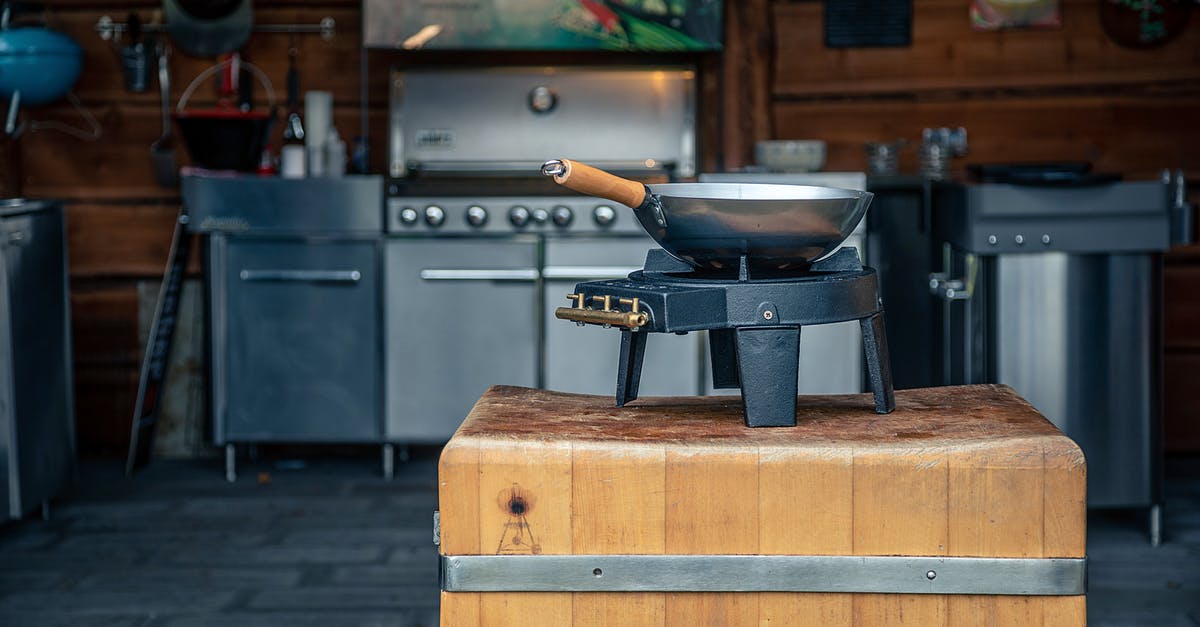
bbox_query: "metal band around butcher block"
[440,554,1086,596]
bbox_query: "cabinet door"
[385,238,539,443]
[544,237,702,397]
[220,238,380,442]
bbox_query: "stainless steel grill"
[383,66,703,443]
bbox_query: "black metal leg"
[709,329,740,389]
[861,312,896,414]
[616,329,648,407]
[735,327,800,427]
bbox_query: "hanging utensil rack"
[95,15,336,42]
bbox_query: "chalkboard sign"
[824,0,912,48]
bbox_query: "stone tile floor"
[1,449,1197,626]
[0,447,443,627]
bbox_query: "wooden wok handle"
[541,159,648,208]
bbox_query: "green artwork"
[363,0,723,51]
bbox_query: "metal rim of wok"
[637,182,874,270]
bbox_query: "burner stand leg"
[708,329,740,389]
[735,327,800,427]
[616,329,648,406]
[861,312,896,414]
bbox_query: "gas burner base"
[562,248,896,427]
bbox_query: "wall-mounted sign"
[971,0,1063,30]
[363,0,723,51]
[824,0,913,48]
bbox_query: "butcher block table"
[437,385,1086,626]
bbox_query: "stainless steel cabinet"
[385,237,539,442]
[543,237,702,397]
[0,200,75,519]
[993,253,1158,509]
[211,236,381,444]
[929,178,1176,543]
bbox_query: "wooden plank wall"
[24,0,369,454]
[724,0,1200,176]
[14,0,1200,454]
[723,0,1200,452]
[26,0,722,455]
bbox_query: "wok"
[542,159,873,271]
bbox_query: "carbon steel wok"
[542,159,873,271]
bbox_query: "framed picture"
[363,0,724,51]
[971,0,1063,30]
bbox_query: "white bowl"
[755,140,826,172]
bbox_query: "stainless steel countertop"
[0,198,60,219]
[181,172,385,234]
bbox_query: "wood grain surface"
[439,385,1087,625]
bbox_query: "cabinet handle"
[419,268,539,282]
[541,266,640,281]
[239,269,362,283]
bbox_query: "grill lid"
[388,66,696,179]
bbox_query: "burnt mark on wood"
[495,483,541,555]
[497,483,537,516]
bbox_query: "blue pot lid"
[0,28,83,57]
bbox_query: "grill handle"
[239,269,362,283]
[419,268,539,282]
[541,266,640,281]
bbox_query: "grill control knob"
[532,208,550,225]
[465,205,488,228]
[509,206,531,227]
[399,207,419,226]
[593,205,616,227]
[424,205,446,227]
[552,205,574,227]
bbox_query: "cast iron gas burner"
[555,248,896,427]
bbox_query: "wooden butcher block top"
[438,384,1087,625]
[451,383,1074,450]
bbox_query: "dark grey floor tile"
[0,612,150,627]
[329,564,440,586]
[1088,609,1197,627]
[1089,560,1200,589]
[246,586,440,611]
[54,531,270,553]
[267,511,436,532]
[0,547,151,570]
[53,502,175,522]
[150,545,387,566]
[279,527,432,548]
[153,610,438,627]
[72,567,305,592]
[0,590,238,613]
[1088,588,1200,614]
[0,570,71,593]
[0,529,62,551]
[177,496,376,520]
[387,544,440,566]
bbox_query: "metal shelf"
[96,15,336,42]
